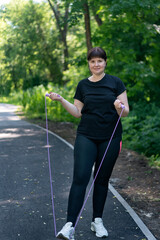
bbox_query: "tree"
[47,0,69,70]
[89,0,103,26]
[83,0,92,51]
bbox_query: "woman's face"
[88,57,106,76]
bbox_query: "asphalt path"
[0,103,157,240]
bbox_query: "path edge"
[33,123,157,240]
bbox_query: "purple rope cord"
[45,95,57,237]
[45,93,125,238]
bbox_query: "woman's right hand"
[49,92,63,102]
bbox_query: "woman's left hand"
[114,91,129,117]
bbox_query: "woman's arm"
[49,92,84,118]
[114,90,129,117]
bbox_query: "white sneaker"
[91,218,108,238]
[56,222,75,240]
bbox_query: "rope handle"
[46,93,61,98]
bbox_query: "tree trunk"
[91,5,103,26]
[83,0,92,52]
[11,66,17,90]
[62,6,69,70]
[47,0,69,70]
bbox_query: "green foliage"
[8,84,80,124]
[149,154,160,169]
[122,102,160,159]
[63,64,89,87]
[92,0,160,102]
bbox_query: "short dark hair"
[87,47,107,61]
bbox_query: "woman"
[49,47,129,240]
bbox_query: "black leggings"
[67,134,122,225]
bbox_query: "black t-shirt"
[74,74,126,140]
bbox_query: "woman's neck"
[89,73,105,82]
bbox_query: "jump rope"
[45,93,125,238]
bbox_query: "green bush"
[10,83,80,124]
[149,154,160,169]
[122,102,160,160]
